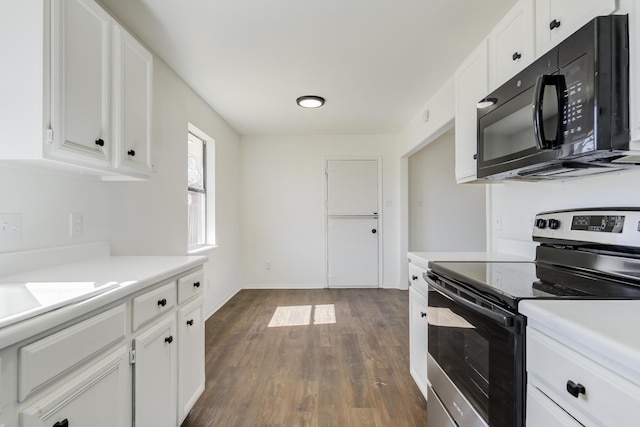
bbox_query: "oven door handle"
[426,276,514,328]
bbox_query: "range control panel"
[532,209,640,248]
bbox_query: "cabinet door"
[409,286,428,400]
[113,26,153,176]
[133,316,177,427]
[489,0,535,89]
[526,384,584,427]
[178,297,205,424]
[455,39,488,183]
[536,0,616,54]
[21,346,129,427]
[50,0,112,166]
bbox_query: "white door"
[326,160,379,288]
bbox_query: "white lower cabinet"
[526,384,582,427]
[408,261,428,400]
[21,345,129,427]
[133,316,178,427]
[526,326,640,426]
[177,296,205,424]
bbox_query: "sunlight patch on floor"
[268,304,336,327]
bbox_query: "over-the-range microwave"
[476,15,640,181]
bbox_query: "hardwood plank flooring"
[181,289,427,427]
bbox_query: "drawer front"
[177,269,203,305]
[132,281,177,331]
[527,327,640,426]
[526,384,583,427]
[408,263,428,296]
[19,304,126,401]
[21,345,129,427]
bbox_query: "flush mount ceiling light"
[296,95,325,108]
[477,97,498,109]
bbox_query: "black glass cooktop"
[428,261,640,310]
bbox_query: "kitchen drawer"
[527,327,640,426]
[526,384,583,427]
[177,269,203,304]
[18,304,126,401]
[408,262,428,296]
[132,281,177,331]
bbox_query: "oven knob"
[535,218,548,229]
[548,219,561,230]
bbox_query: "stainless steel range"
[424,208,640,427]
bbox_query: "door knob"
[371,229,377,234]
[127,149,136,156]
[549,19,561,30]
[412,275,418,281]
[53,420,69,427]
[187,319,194,326]
[95,138,104,147]
[157,298,167,307]
[165,336,174,344]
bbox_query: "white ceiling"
[99,0,517,136]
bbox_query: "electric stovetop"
[428,260,640,311]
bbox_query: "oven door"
[426,272,525,427]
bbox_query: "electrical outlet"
[266,262,272,270]
[0,213,22,239]
[70,213,83,237]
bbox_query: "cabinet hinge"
[47,128,53,143]
[129,348,136,364]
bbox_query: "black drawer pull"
[95,138,104,147]
[165,335,174,344]
[187,319,194,326]
[420,312,427,318]
[549,19,561,30]
[127,149,136,156]
[193,281,201,288]
[53,419,69,427]
[157,298,167,307]
[412,275,418,281]
[566,380,585,398]
[512,51,522,61]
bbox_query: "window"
[187,129,211,250]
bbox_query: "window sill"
[188,244,218,255]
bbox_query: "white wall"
[0,54,242,318]
[489,169,640,258]
[408,129,486,251]
[0,165,109,253]
[241,134,400,289]
[103,57,242,317]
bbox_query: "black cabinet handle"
[412,275,418,281]
[53,419,69,427]
[549,19,561,30]
[165,336,174,344]
[420,312,427,318]
[127,149,136,157]
[566,380,585,398]
[473,153,478,160]
[187,319,194,326]
[371,229,377,234]
[157,298,167,307]
[193,281,201,288]
[512,52,522,61]
[95,138,104,147]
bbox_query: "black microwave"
[477,15,633,180]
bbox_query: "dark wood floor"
[181,289,427,427]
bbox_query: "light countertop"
[408,251,531,269]
[0,255,207,348]
[520,299,640,387]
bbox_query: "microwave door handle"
[533,75,551,149]
[426,276,514,328]
[533,75,566,149]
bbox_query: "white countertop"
[520,299,640,387]
[408,251,531,269]
[0,255,207,348]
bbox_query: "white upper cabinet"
[536,0,616,54]
[113,26,153,177]
[489,0,535,89]
[0,0,153,180]
[50,0,112,168]
[455,39,488,183]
